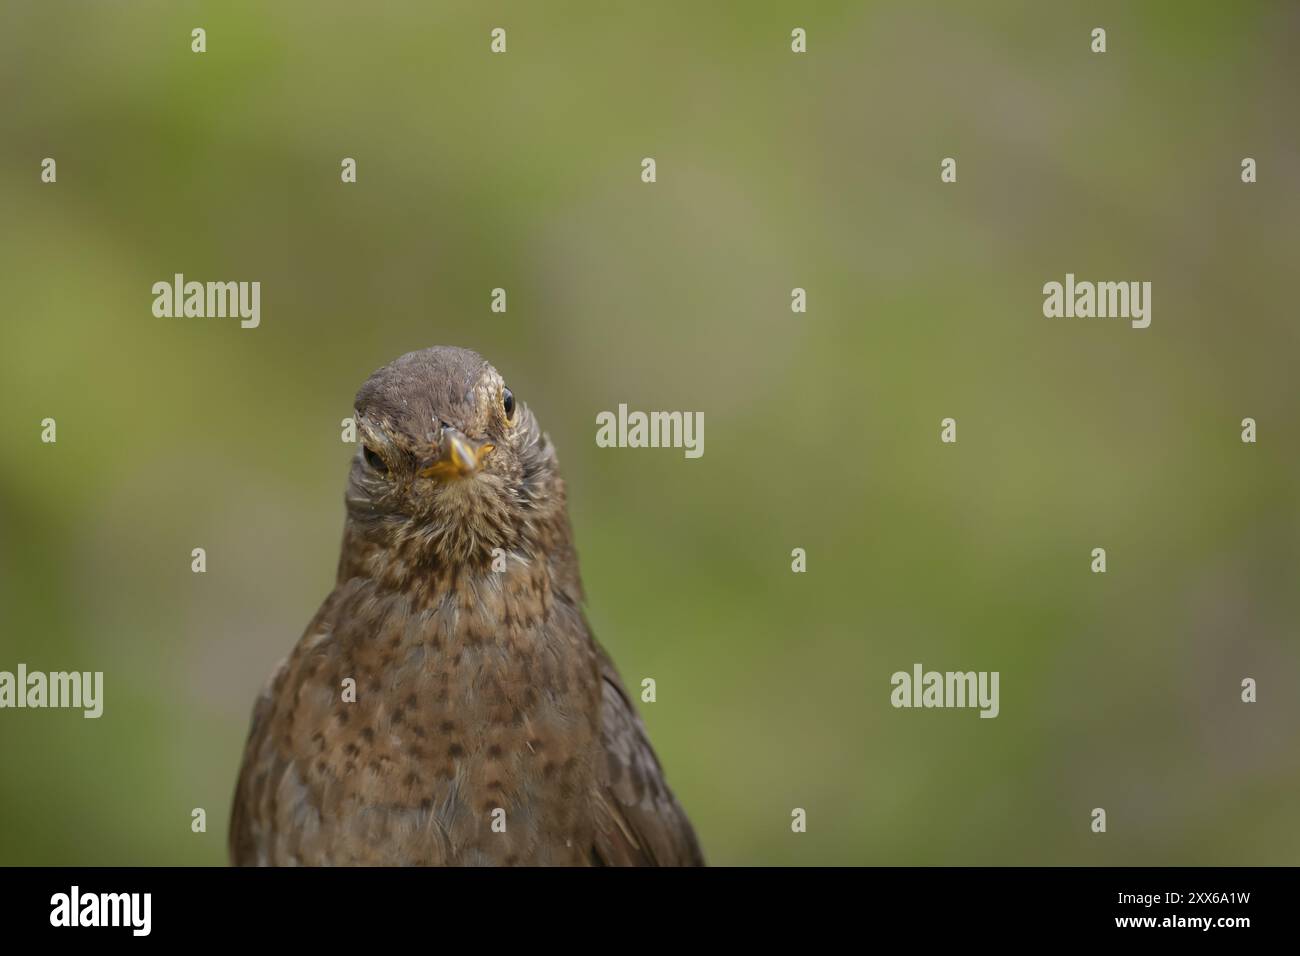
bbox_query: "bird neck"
[335,512,584,613]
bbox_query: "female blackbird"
[229,346,703,866]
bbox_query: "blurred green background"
[1,1,1297,865]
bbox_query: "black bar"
[0,866,1283,941]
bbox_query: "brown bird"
[229,346,702,866]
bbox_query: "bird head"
[344,346,567,567]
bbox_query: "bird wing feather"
[228,654,290,866]
[590,643,704,866]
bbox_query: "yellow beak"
[417,430,494,480]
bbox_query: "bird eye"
[362,446,386,473]
[502,387,516,421]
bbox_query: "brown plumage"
[229,346,703,866]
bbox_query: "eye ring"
[362,445,387,473]
[502,387,516,421]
